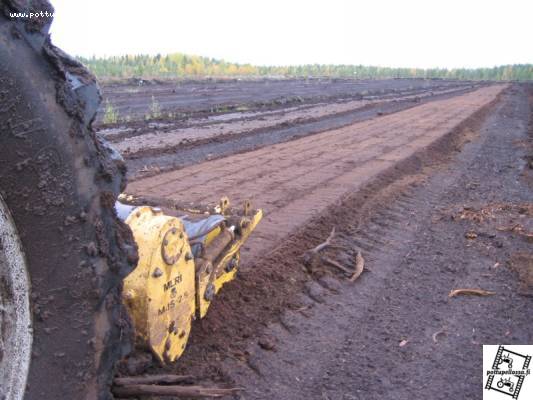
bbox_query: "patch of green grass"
[145,95,162,120]
[103,99,119,124]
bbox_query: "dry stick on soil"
[114,374,194,386]
[302,227,336,268]
[349,251,365,282]
[303,227,365,281]
[497,223,522,232]
[448,288,496,297]
[112,384,242,398]
[322,251,365,281]
[311,227,336,253]
[322,256,353,275]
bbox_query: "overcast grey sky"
[49,0,533,69]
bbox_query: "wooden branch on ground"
[303,227,336,269]
[323,251,365,282]
[448,288,495,297]
[112,384,242,398]
[322,256,354,275]
[302,228,366,282]
[311,227,336,253]
[114,374,194,386]
[349,251,365,282]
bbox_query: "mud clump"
[509,253,533,296]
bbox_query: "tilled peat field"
[98,78,476,123]
[97,78,485,179]
[115,82,533,400]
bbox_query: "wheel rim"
[0,194,32,400]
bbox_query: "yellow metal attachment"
[215,196,230,215]
[196,207,263,318]
[122,207,195,363]
[120,198,263,364]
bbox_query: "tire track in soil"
[128,85,505,266]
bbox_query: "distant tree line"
[77,53,533,81]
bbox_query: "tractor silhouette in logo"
[497,377,515,393]
[497,353,513,369]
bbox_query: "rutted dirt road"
[128,85,504,263]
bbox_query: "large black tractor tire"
[0,1,136,399]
